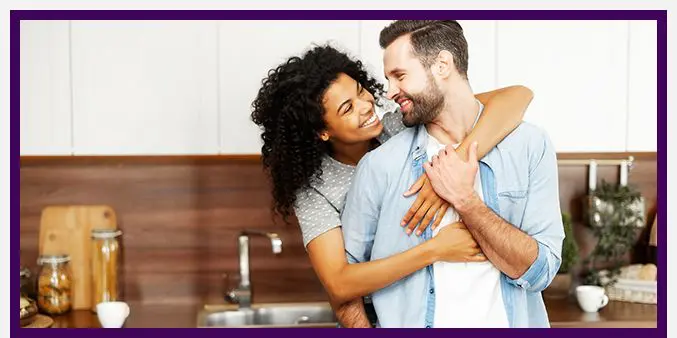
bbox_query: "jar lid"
[91,229,122,239]
[37,255,71,265]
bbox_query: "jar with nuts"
[37,255,72,315]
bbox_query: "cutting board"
[38,205,118,310]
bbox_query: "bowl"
[20,296,39,327]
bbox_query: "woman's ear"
[319,131,330,142]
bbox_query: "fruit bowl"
[20,296,39,327]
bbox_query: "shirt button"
[425,325,431,328]
[429,288,434,294]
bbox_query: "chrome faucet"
[225,230,282,308]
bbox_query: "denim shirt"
[341,122,564,328]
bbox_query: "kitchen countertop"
[544,297,657,328]
[40,298,657,329]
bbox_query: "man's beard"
[401,76,445,127]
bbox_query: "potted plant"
[582,180,645,286]
[544,213,579,298]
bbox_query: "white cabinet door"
[218,20,360,154]
[358,20,497,107]
[357,20,398,117]
[358,20,395,89]
[459,20,498,94]
[497,21,629,152]
[20,20,72,155]
[626,20,657,152]
[71,21,219,155]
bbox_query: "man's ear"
[319,131,330,142]
[434,50,455,79]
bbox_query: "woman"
[251,45,532,325]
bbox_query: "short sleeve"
[294,188,342,248]
[377,109,407,144]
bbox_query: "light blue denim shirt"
[341,121,564,328]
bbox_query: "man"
[339,20,564,328]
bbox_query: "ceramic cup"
[96,301,130,328]
[576,285,609,313]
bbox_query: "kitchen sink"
[197,302,338,328]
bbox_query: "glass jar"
[20,265,35,299]
[36,255,72,315]
[91,229,122,312]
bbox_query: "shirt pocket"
[497,189,528,229]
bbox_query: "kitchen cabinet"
[626,20,657,152]
[458,20,498,94]
[19,20,658,155]
[357,20,393,89]
[71,21,220,155]
[497,21,630,152]
[20,20,72,155]
[218,20,360,154]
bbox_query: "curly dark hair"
[251,45,385,221]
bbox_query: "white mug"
[576,285,609,313]
[96,301,130,328]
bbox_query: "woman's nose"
[357,99,373,115]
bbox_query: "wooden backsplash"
[19,152,657,306]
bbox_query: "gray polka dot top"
[294,109,407,248]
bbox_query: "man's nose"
[386,83,399,100]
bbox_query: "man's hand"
[423,141,480,210]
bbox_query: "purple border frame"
[11,9,667,338]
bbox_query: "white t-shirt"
[426,113,509,328]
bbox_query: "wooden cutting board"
[38,205,118,310]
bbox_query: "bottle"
[91,229,122,312]
[36,254,72,315]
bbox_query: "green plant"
[583,180,644,286]
[559,213,578,274]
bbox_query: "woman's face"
[320,73,383,145]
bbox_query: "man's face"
[383,35,445,127]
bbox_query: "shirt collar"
[412,100,487,162]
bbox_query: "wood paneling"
[20,156,323,306]
[20,153,657,305]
